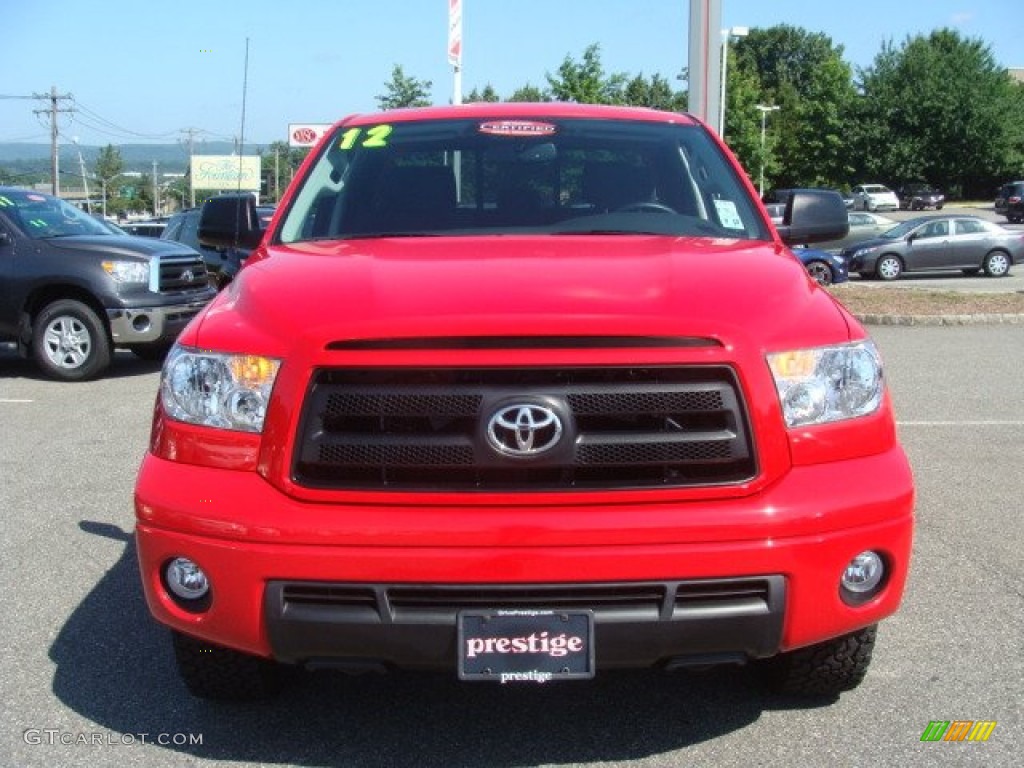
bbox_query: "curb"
[855,313,1024,326]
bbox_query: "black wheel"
[805,260,834,286]
[760,625,877,696]
[935,203,944,210]
[172,631,286,701]
[32,299,111,381]
[129,343,173,361]
[982,250,1011,277]
[875,255,903,281]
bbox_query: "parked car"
[161,201,275,287]
[850,184,899,212]
[121,219,167,238]
[994,180,1024,224]
[841,214,1024,280]
[0,186,214,380]
[792,246,848,286]
[812,211,898,253]
[897,183,944,211]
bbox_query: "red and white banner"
[448,0,462,67]
[288,123,331,148]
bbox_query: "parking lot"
[1,319,1021,768]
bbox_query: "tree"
[94,145,124,214]
[730,26,857,190]
[508,84,547,102]
[854,29,1024,197]
[465,84,500,103]
[376,65,433,110]
[545,44,627,104]
[622,73,687,111]
[260,140,308,202]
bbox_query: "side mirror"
[776,189,849,246]
[198,194,262,250]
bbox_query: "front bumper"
[135,444,914,671]
[106,299,209,345]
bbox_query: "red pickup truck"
[134,103,914,700]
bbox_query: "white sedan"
[851,184,899,212]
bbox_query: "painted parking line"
[0,399,35,403]
[897,420,1024,426]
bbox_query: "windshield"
[881,221,921,239]
[0,188,113,239]
[278,117,770,243]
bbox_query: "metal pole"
[756,104,779,197]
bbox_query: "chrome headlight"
[102,259,149,284]
[160,346,281,432]
[767,341,883,427]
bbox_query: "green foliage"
[376,65,433,110]
[259,140,309,202]
[729,27,856,191]
[855,28,1024,197]
[545,44,628,105]
[508,84,547,102]
[465,84,501,102]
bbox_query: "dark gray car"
[842,215,1024,280]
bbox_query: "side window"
[918,221,948,239]
[179,213,200,249]
[954,219,983,235]
[163,218,183,240]
[849,213,869,226]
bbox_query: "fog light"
[840,551,885,604]
[165,557,210,600]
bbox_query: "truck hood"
[195,235,855,354]
[45,234,197,259]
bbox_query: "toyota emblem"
[486,404,563,457]
[181,269,194,283]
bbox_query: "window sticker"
[338,124,393,150]
[0,195,13,207]
[713,199,744,230]
[478,120,557,137]
[27,194,47,202]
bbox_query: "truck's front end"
[135,104,913,700]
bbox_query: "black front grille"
[276,578,778,623]
[158,254,209,292]
[293,365,755,491]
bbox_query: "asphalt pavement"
[1,319,1022,767]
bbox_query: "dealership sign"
[288,123,331,148]
[190,155,262,191]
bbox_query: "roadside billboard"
[190,155,261,191]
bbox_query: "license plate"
[457,609,595,682]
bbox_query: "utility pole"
[152,160,159,217]
[33,86,74,196]
[180,127,201,207]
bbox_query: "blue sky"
[2,0,1020,148]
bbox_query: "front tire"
[875,255,903,281]
[760,625,877,697]
[983,250,1011,277]
[805,260,834,286]
[172,631,286,701]
[32,299,111,381]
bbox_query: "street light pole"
[718,26,749,139]
[756,104,780,197]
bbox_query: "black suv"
[897,183,944,211]
[162,201,274,287]
[995,181,1024,224]
[0,186,214,380]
